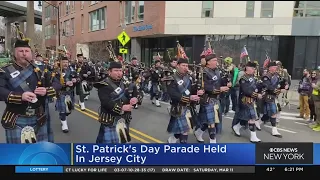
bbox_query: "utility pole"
[119,1,127,63]
[26,1,35,48]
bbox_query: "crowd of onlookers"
[297,69,320,132]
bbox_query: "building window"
[125,1,132,24]
[60,22,63,35]
[89,7,106,31]
[81,14,84,33]
[45,6,50,21]
[53,24,56,35]
[261,1,274,18]
[71,18,75,35]
[246,1,255,18]
[45,25,51,39]
[138,1,144,21]
[71,1,75,12]
[293,1,320,17]
[201,1,214,18]
[64,19,70,36]
[81,1,84,9]
[66,1,70,15]
[131,1,136,22]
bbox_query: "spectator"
[297,69,312,120]
[310,70,320,131]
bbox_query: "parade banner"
[73,143,255,165]
[0,142,318,166]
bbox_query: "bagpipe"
[106,41,134,98]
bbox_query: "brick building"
[42,1,320,78]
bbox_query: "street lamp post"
[38,1,60,46]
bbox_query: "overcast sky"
[6,1,43,11]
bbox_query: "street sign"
[119,48,128,54]
[117,31,130,46]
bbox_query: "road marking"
[74,107,150,143]
[263,125,297,134]
[294,122,308,126]
[280,112,300,117]
[224,116,297,133]
[75,104,164,143]
[227,111,303,121]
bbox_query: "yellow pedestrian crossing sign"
[119,48,128,54]
[117,31,130,46]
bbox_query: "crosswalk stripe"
[224,117,297,133]
[294,122,308,126]
[144,95,302,121]
[280,112,300,117]
[226,111,302,121]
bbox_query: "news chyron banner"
[255,143,314,165]
[0,142,318,173]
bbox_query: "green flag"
[232,67,239,87]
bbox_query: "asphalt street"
[0,90,319,143]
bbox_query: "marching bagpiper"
[149,60,163,107]
[194,53,231,143]
[74,51,90,110]
[232,61,262,143]
[54,55,77,133]
[128,57,144,108]
[0,24,61,143]
[33,48,56,142]
[167,58,203,143]
[93,61,107,82]
[260,61,288,138]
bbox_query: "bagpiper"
[232,61,262,143]
[260,61,288,138]
[0,27,61,143]
[194,54,230,143]
[149,60,163,107]
[33,51,55,142]
[94,61,138,143]
[167,58,203,143]
[128,57,144,108]
[54,56,77,133]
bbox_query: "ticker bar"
[256,165,318,174]
[63,166,255,173]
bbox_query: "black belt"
[6,106,43,117]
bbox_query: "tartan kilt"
[167,109,191,134]
[237,101,258,121]
[264,101,278,117]
[96,117,131,143]
[55,93,74,113]
[197,99,220,125]
[151,83,160,95]
[5,116,48,144]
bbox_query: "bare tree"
[33,30,43,48]
[88,41,109,62]
[63,37,76,59]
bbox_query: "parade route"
[0,90,320,143]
